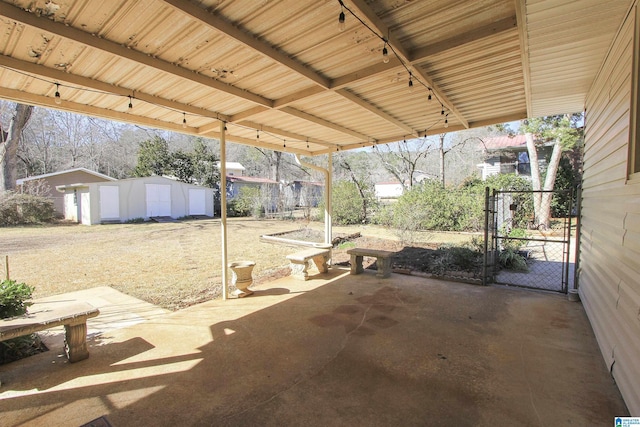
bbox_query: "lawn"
[1,218,475,310]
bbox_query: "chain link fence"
[484,189,575,293]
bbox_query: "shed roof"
[16,167,116,185]
[0,0,632,155]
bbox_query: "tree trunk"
[537,139,563,228]
[525,132,543,225]
[1,104,33,191]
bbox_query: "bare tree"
[1,103,33,191]
[373,138,433,190]
[338,155,374,222]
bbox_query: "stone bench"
[0,300,100,363]
[286,247,331,281]
[347,248,394,278]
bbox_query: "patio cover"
[0,0,633,155]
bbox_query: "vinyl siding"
[581,2,640,415]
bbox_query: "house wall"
[581,2,640,414]
[374,183,404,200]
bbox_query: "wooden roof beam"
[335,89,418,136]
[0,54,231,123]
[408,16,517,62]
[280,107,371,141]
[0,86,203,135]
[162,0,332,89]
[0,2,273,108]
[238,121,336,148]
[344,0,469,129]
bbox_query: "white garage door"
[99,185,120,219]
[189,189,206,215]
[146,184,172,217]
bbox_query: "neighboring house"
[16,168,116,216]
[226,175,279,201]
[56,175,214,225]
[476,135,552,180]
[284,181,323,207]
[216,162,245,176]
[374,181,404,201]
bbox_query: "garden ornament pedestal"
[229,261,256,298]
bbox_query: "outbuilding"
[57,176,214,225]
[16,168,116,216]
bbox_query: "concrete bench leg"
[376,256,392,278]
[312,254,329,273]
[64,322,90,362]
[290,260,310,281]
[350,254,364,275]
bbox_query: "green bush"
[385,174,534,235]
[321,180,377,225]
[499,248,528,271]
[388,181,485,233]
[0,279,34,318]
[228,187,263,218]
[0,280,45,365]
[0,192,55,226]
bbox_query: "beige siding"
[581,3,640,415]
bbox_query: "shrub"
[0,192,55,226]
[320,180,377,225]
[388,181,485,234]
[0,279,34,318]
[0,280,46,365]
[229,187,263,218]
[499,248,528,271]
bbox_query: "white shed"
[57,176,214,225]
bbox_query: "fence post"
[483,187,490,286]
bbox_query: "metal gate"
[483,188,575,293]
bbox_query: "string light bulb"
[408,73,414,91]
[256,130,260,142]
[444,117,449,128]
[441,105,445,115]
[338,1,346,31]
[128,95,133,110]
[382,44,389,64]
[428,89,432,101]
[54,83,61,105]
[182,112,187,129]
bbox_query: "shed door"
[146,184,172,217]
[189,189,206,215]
[99,186,120,219]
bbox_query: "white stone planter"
[229,261,256,298]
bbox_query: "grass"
[1,218,475,311]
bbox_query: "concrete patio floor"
[0,268,629,426]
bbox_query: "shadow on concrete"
[0,269,628,426]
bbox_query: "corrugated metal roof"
[482,135,528,150]
[0,0,633,155]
